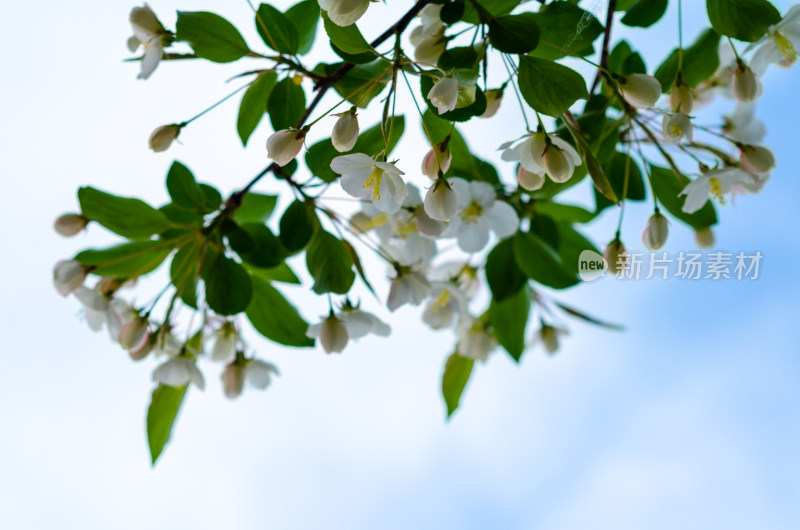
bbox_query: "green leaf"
[441,0,466,24]
[654,29,722,89]
[595,152,644,211]
[170,238,203,308]
[531,3,603,60]
[321,11,374,55]
[166,161,209,212]
[518,56,588,117]
[485,238,526,300]
[279,200,317,252]
[513,231,578,289]
[306,230,355,294]
[649,165,718,230]
[563,117,617,202]
[202,254,253,316]
[489,13,540,54]
[438,46,480,70]
[490,287,530,362]
[78,187,169,240]
[176,11,251,62]
[75,240,174,278]
[462,0,519,24]
[620,0,668,27]
[706,0,781,42]
[237,71,278,146]
[255,3,299,54]
[246,262,301,284]
[442,353,474,417]
[200,184,223,212]
[246,277,314,347]
[147,384,188,465]
[267,78,306,130]
[233,192,278,224]
[286,0,320,55]
[421,111,500,184]
[236,223,287,268]
[322,59,391,108]
[533,201,596,224]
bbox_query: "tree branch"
[590,0,617,95]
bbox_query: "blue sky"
[1,1,799,528]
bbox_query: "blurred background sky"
[1,0,799,528]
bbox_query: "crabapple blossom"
[331,153,407,214]
[152,356,205,390]
[516,165,545,191]
[421,141,451,179]
[481,88,504,118]
[338,305,391,339]
[54,213,88,237]
[443,178,519,253]
[210,322,237,363]
[642,211,669,251]
[618,73,662,108]
[732,61,763,102]
[456,319,497,363]
[670,79,694,114]
[739,144,777,175]
[749,5,800,74]
[387,268,430,311]
[423,178,459,222]
[267,128,306,166]
[680,167,755,214]
[149,124,182,152]
[306,314,349,353]
[661,113,694,144]
[501,133,582,183]
[331,108,359,152]
[422,282,468,330]
[722,103,767,144]
[221,357,279,399]
[427,77,459,114]
[535,323,568,355]
[604,238,628,275]
[53,260,87,296]
[694,227,716,249]
[118,317,149,351]
[318,0,370,27]
[128,4,167,80]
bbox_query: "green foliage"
[518,56,588,117]
[321,11,373,55]
[706,0,781,42]
[246,277,314,347]
[322,60,392,107]
[268,78,306,130]
[530,3,603,60]
[279,200,317,252]
[238,72,278,146]
[420,75,487,122]
[649,165,718,230]
[256,4,299,54]
[442,353,474,417]
[655,29,722,89]
[78,187,169,240]
[202,253,253,315]
[170,238,203,308]
[233,192,278,224]
[286,0,320,55]
[305,230,355,294]
[490,288,530,362]
[176,11,251,62]
[488,14,540,54]
[513,231,579,289]
[75,240,174,278]
[485,238,526,301]
[620,0,668,28]
[147,384,188,465]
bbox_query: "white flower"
[670,80,693,114]
[421,141,452,179]
[318,0,370,26]
[152,356,205,390]
[749,5,800,74]
[731,62,763,102]
[118,317,149,351]
[422,282,468,330]
[680,167,755,214]
[739,144,776,174]
[149,124,182,152]
[331,109,359,152]
[221,358,279,399]
[618,74,662,108]
[306,314,349,353]
[417,4,444,34]
[54,260,86,296]
[501,133,582,183]
[430,261,480,300]
[414,33,446,66]
[456,318,497,363]
[267,128,306,167]
[152,328,183,357]
[427,77,459,114]
[604,238,628,275]
[423,179,459,222]
[534,324,568,355]
[54,213,87,237]
[661,113,693,144]
[694,227,716,249]
[517,165,545,191]
[722,103,766,144]
[387,269,430,312]
[129,5,166,80]
[74,285,110,331]
[331,153,407,214]
[442,178,519,253]
[210,322,237,363]
[641,211,669,251]
[481,88,504,118]
[339,307,391,339]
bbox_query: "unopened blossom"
[642,211,669,251]
[338,306,391,339]
[267,128,306,166]
[427,77,459,114]
[749,5,800,74]
[739,144,776,174]
[54,213,88,237]
[694,227,716,249]
[331,153,407,213]
[73,285,110,330]
[421,140,451,179]
[152,356,205,389]
[661,113,694,144]
[456,318,497,363]
[331,108,359,152]
[306,314,349,353]
[128,4,167,80]
[604,238,628,275]
[387,268,430,312]
[422,282,468,330]
[732,61,763,102]
[680,167,755,214]
[149,124,182,152]
[618,73,662,108]
[517,165,545,191]
[402,184,445,237]
[535,323,568,355]
[414,32,446,66]
[151,327,183,357]
[118,317,149,351]
[502,133,582,183]
[722,103,767,144]
[318,0,370,27]
[423,179,459,222]
[129,335,155,361]
[410,3,445,65]
[210,322,237,363]
[53,260,87,296]
[221,357,279,399]
[670,79,694,114]
[443,178,519,253]
[481,88,504,118]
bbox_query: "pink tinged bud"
[604,239,628,275]
[427,77,459,115]
[517,165,545,191]
[670,81,693,114]
[739,144,776,174]
[694,227,715,249]
[267,128,306,166]
[221,363,246,399]
[423,180,458,221]
[421,143,452,179]
[642,212,669,251]
[148,124,182,152]
[481,88,503,118]
[732,63,762,102]
[54,213,88,237]
[331,110,359,152]
[53,260,87,296]
[619,74,662,109]
[129,334,155,361]
[118,318,149,351]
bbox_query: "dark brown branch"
[590,0,617,95]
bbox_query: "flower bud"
[148,124,182,152]
[211,323,237,363]
[421,141,451,179]
[694,227,715,249]
[414,34,446,66]
[619,74,662,109]
[539,324,561,355]
[481,88,504,118]
[739,144,776,174]
[331,108,359,152]
[129,334,155,361]
[603,238,628,275]
[542,143,570,183]
[732,62,762,102]
[661,113,693,144]
[53,260,87,296]
[54,213,88,237]
[423,179,458,221]
[670,79,693,114]
[221,363,246,399]
[267,128,306,166]
[427,77,459,115]
[316,315,349,354]
[118,317,149,351]
[130,4,165,35]
[517,165,545,191]
[642,211,669,251]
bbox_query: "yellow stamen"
[462,201,483,221]
[363,166,383,201]
[433,289,451,310]
[775,31,798,63]
[709,177,725,204]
